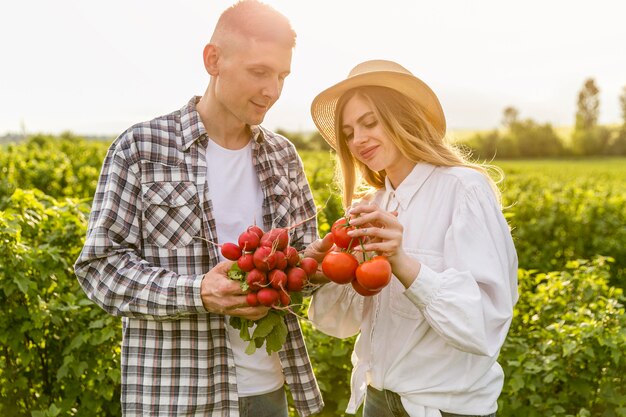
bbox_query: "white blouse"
[308,163,518,417]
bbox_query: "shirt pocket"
[142,181,201,249]
[390,248,444,319]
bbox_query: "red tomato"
[355,256,392,290]
[321,251,359,284]
[330,218,361,250]
[351,278,381,297]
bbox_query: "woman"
[306,60,518,417]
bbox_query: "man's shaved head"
[210,0,296,52]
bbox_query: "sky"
[1,0,625,138]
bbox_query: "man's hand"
[200,261,269,320]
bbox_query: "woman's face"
[341,94,413,181]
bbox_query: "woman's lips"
[360,145,379,160]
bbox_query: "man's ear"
[203,43,220,76]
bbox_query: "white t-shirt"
[206,139,284,397]
[309,163,519,416]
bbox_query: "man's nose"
[262,77,282,101]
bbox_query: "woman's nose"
[352,127,367,144]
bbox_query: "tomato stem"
[359,238,370,262]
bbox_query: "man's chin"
[247,114,267,126]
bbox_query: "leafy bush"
[3,137,626,416]
[300,310,359,417]
[499,160,626,288]
[0,189,121,416]
[500,258,626,416]
[300,151,343,236]
[0,134,109,205]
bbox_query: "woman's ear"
[202,43,220,76]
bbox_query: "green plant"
[0,189,121,416]
[500,258,626,416]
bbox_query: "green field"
[1,138,625,416]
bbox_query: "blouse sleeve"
[308,283,364,339]
[405,181,519,357]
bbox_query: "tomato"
[321,251,359,284]
[330,217,361,250]
[355,256,392,290]
[351,278,381,296]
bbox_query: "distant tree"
[509,119,564,158]
[575,78,600,131]
[463,130,500,160]
[276,128,309,150]
[572,78,608,155]
[309,131,332,151]
[501,106,520,128]
[607,85,626,155]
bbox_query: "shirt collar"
[179,96,207,151]
[382,163,437,211]
[179,96,266,151]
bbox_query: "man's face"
[214,37,292,126]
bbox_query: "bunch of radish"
[213,224,320,355]
[220,225,318,308]
[321,217,392,296]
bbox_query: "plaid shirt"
[75,97,324,416]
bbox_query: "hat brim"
[311,71,446,150]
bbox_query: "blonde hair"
[334,86,502,207]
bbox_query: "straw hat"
[310,59,446,150]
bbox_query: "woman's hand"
[346,202,404,262]
[347,202,421,288]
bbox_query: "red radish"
[351,279,381,296]
[246,269,267,291]
[220,242,242,261]
[253,246,277,272]
[286,267,307,292]
[284,246,300,267]
[278,290,291,306]
[238,230,260,251]
[260,228,289,250]
[247,225,264,239]
[237,253,255,272]
[274,251,288,270]
[269,269,288,290]
[299,257,318,277]
[246,292,260,306]
[322,251,359,284]
[256,288,279,306]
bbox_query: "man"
[74,1,324,416]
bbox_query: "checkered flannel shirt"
[75,97,324,416]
